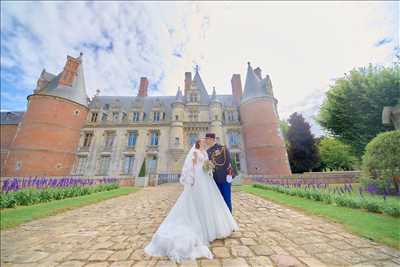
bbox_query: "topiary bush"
[139,160,146,177]
[362,130,400,194]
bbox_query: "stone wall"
[241,171,361,185]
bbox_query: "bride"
[144,138,239,262]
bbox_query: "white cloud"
[1,1,397,134]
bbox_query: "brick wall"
[0,124,18,176]
[3,95,88,177]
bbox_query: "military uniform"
[207,143,234,212]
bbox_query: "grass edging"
[1,187,139,231]
[239,185,400,249]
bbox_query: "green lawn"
[238,185,400,249]
[1,187,139,231]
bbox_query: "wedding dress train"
[144,147,239,262]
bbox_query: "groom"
[206,133,235,213]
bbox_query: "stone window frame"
[126,130,138,147]
[132,111,141,122]
[112,111,120,122]
[82,131,94,147]
[97,155,111,175]
[101,112,108,122]
[122,154,135,175]
[103,130,116,148]
[121,111,128,122]
[188,108,199,121]
[74,156,88,175]
[90,112,98,123]
[148,129,160,146]
[227,130,240,147]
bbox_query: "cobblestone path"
[1,183,399,267]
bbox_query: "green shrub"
[362,200,382,213]
[321,193,333,204]
[0,183,120,209]
[334,195,348,207]
[310,190,323,201]
[0,193,17,208]
[139,160,146,177]
[382,205,400,217]
[362,130,400,192]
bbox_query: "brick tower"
[3,53,89,177]
[239,62,291,175]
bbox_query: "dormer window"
[101,113,108,122]
[133,111,140,122]
[153,111,161,122]
[175,115,179,121]
[104,104,110,110]
[122,112,128,122]
[112,112,119,122]
[227,111,235,121]
[90,112,98,122]
[190,93,199,102]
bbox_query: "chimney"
[138,77,148,97]
[231,74,243,104]
[254,67,262,80]
[184,72,192,94]
[58,55,81,87]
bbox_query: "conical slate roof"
[35,54,89,107]
[192,67,210,105]
[174,87,184,103]
[211,86,221,104]
[242,62,274,103]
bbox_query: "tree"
[138,160,146,177]
[362,130,400,193]
[318,137,358,171]
[318,64,400,158]
[287,112,320,173]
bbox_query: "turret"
[167,87,186,172]
[209,87,225,144]
[3,53,89,177]
[239,62,291,175]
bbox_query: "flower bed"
[0,183,119,209]
[1,177,118,193]
[253,183,400,217]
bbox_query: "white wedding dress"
[144,146,239,262]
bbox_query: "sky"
[1,1,398,135]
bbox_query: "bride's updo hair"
[195,140,201,149]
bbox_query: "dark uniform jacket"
[207,143,235,184]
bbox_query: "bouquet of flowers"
[202,160,215,174]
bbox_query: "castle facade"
[1,54,291,179]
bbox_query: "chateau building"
[0,54,291,178]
